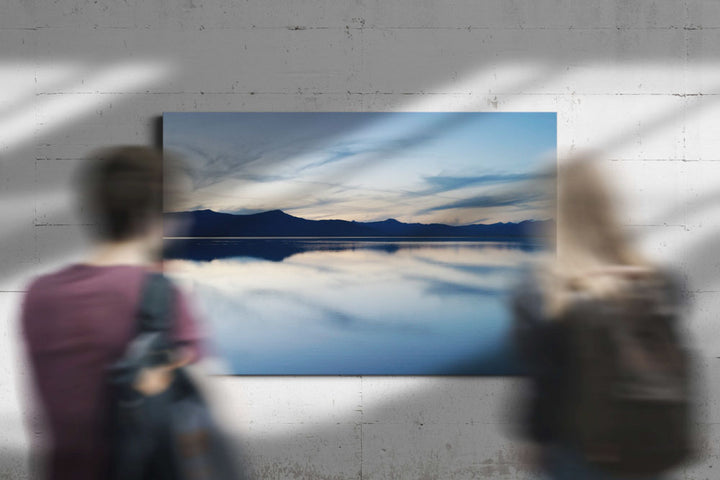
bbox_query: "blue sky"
[163,112,555,225]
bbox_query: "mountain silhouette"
[165,209,552,238]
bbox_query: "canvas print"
[163,112,556,375]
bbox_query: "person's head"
[555,154,641,270]
[539,154,648,315]
[78,146,168,254]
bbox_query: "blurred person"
[21,147,202,479]
[512,157,694,479]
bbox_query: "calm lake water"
[164,238,543,375]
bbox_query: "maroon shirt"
[21,264,202,480]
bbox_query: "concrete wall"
[1,1,719,478]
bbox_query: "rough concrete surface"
[1,1,719,478]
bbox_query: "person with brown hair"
[21,146,202,479]
[512,157,694,479]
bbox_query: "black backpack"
[559,272,693,476]
[107,273,244,480]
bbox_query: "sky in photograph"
[163,112,556,225]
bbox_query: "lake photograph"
[162,112,556,375]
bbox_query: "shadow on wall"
[2,1,720,478]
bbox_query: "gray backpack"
[560,273,693,476]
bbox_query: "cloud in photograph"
[418,188,548,214]
[164,112,556,224]
[415,170,551,195]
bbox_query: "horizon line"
[165,208,554,226]
[163,236,550,240]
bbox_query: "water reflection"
[164,237,539,263]
[165,239,542,375]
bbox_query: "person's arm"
[133,284,204,396]
[169,285,204,363]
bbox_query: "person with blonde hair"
[513,156,693,479]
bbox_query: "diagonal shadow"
[5,3,720,476]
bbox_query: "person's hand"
[133,364,175,396]
[132,347,193,396]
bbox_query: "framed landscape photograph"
[163,112,555,375]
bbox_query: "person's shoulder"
[648,266,687,309]
[609,265,683,294]
[592,265,687,313]
[652,266,684,288]
[21,265,86,321]
[23,264,79,296]
[24,263,150,299]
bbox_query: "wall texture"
[1,1,719,478]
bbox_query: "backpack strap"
[131,272,176,366]
[136,272,175,334]
[108,273,176,400]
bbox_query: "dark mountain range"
[165,209,552,238]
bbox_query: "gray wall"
[1,1,719,478]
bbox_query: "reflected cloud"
[165,238,542,264]
[412,255,519,277]
[168,239,536,374]
[416,277,504,297]
[243,288,431,335]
